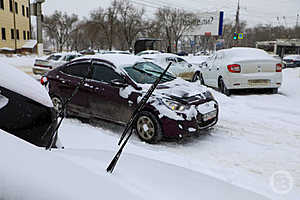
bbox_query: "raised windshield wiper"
[132,67,155,77]
[144,69,175,80]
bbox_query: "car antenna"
[106,62,172,173]
[43,59,95,151]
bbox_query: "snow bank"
[0,54,36,69]
[0,63,53,107]
[0,129,140,200]
[0,127,270,200]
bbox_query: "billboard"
[185,11,224,36]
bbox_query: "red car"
[44,54,219,143]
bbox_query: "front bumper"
[33,66,51,75]
[160,100,219,139]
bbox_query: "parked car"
[140,53,201,81]
[176,51,189,56]
[43,54,219,143]
[102,50,131,55]
[199,47,282,96]
[136,50,161,56]
[80,49,95,55]
[33,52,82,75]
[0,63,59,147]
[283,55,300,68]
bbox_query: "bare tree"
[90,2,118,51]
[43,11,78,52]
[116,0,145,50]
[155,8,196,52]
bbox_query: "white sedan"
[199,48,282,95]
[141,53,199,81]
[33,52,82,75]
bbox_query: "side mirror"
[111,79,128,88]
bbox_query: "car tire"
[192,73,205,85]
[219,78,231,96]
[135,111,163,144]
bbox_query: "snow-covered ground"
[58,67,300,200]
[1,54,300,199]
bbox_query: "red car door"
[56,61,92,117]
[87,62,134,124]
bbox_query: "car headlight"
[162,99,189,111]
[204,91,215,100]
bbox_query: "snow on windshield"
[0,63,53,107]
[0,94,8,110]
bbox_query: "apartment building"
[0,0,31,51]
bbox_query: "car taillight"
[227,64,241,73]
[40,76,48,85]
[276,63,282,72]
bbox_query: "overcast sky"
[42,0,299,27]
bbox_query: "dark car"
[0,64,58,147]
[177,51,189,56]
[283,55,300,68]
[44,54,218,143]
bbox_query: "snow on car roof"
[219,47,274,60]
[74,54,145,68]
[0,63,53,107]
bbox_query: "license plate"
[203,110,217,121]
[248,79,270,86]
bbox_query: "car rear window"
[47,55,62,61]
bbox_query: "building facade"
[0,0,31,51]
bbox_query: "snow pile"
[0,128,270,200]
[0,54,36,69]
[0,129,139,200]
[0,62,53,107]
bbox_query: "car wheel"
[192,73,205,85]
[219,78,231,96]
[135,111,163,144]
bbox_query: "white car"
[136,50,161,56]
[283,55,300,68]
[142,53,199,81]
[199,48,282,95]
[33,52,82,75]
[102,50,131,55]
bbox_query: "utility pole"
[297,13,299,27]
[234,0,240,47]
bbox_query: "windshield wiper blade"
[132,67,155,77]
[144,69,175,79]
